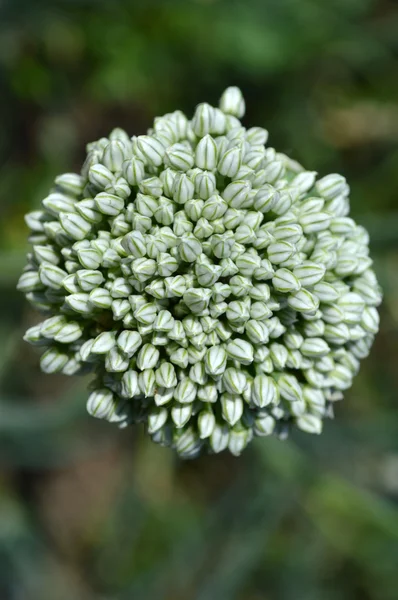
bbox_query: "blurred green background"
[1,0,398,598]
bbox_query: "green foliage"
[1,0,398,597]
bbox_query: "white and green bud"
[174,378,197,404]
[288,289,319,313]
[293,261,326,287]
[17,270,43,293]
[154,386,175,406]
[226,338,254,365]
[165,144,194,171]
[299,211,331,234]
[178,235,202,262]
[123,157,145,186]
[183,287,211,315]
[105,347,129,372]
[195,134,218,170]
[169,347,189,369]
[218,146,242,178]
[89,287,112,309]
[136,343,160,370]
[296,414,322,434]
[192,103,215,136]
[252,375,279,408]
[316,174,348,200]
[204,346,227,377]
[116,330,141,357]
[269,343,288,369]
[55,173,83,196]
[39,263,67,290]
[77,247,102,269]
[277,374,303,402]
[134,302,157,325]
[54,321,83,344]
[219,86,245,118]
[267,241,295,265]
[171,403,193,428]
[211,234,235,259]
[138,369,156,397]
[272,268,301,293]
[40,347,69,373]
[91,331,116,354]
[155,362,177,389]
[59,212,92,240]
[147,407,168,434]
[195,170,217,199]
[198,408,216,439]
[301,337,330,358]
[245,320,269,344]
[202,195,228,221]
[136,135,165,166]
[102,140,129,172]
[221,393,244,426]
[93,193,123,218]
[64,292,92,315]
[42,192,76,215]
[87,389,117,420]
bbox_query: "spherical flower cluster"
[18,87,382,458]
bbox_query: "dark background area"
[1,1,398,599]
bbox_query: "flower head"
[19,87,382,458]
